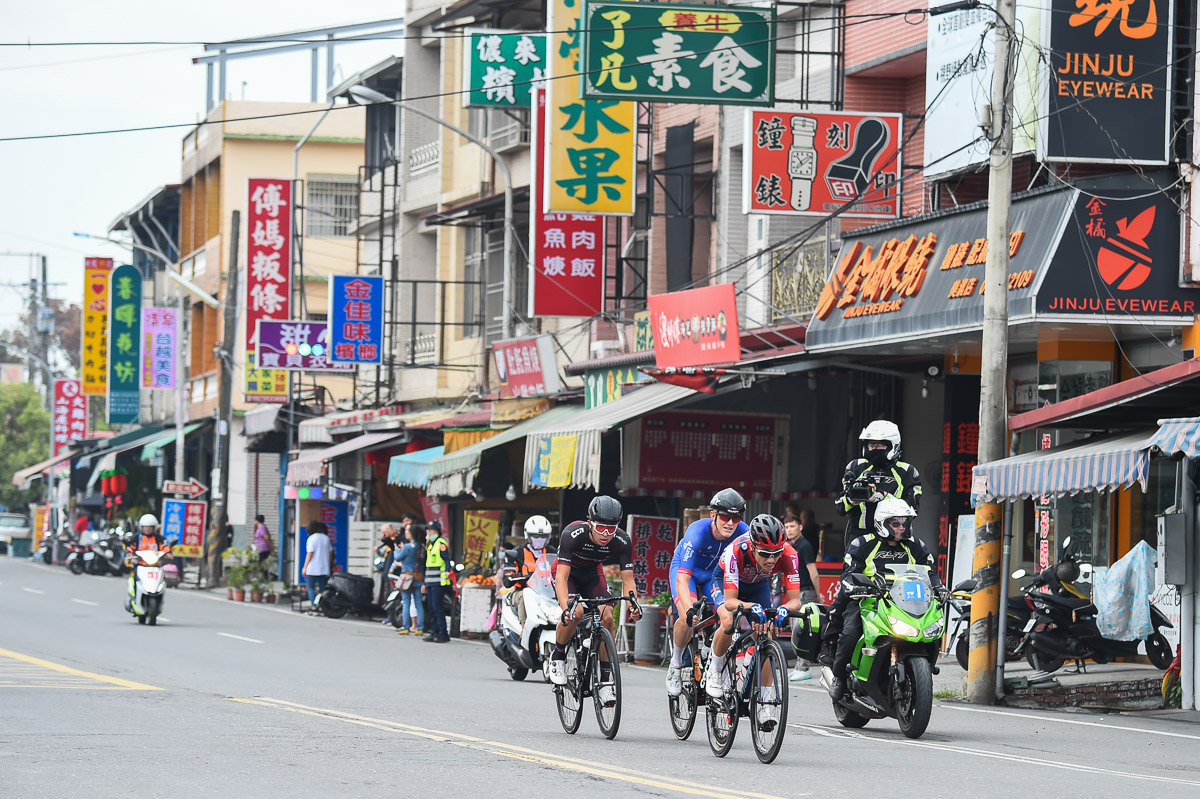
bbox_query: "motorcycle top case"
[791,604,829,661]
[328,572,375,606]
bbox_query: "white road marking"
[71,599,99,606]
[159,617,170,623]
[22,587,44,595]
[941,703,1200,742]
[217,632,263,644]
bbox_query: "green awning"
[139,423,206,463]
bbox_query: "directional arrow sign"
[162,478,208,499]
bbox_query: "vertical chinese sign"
[531,89,606,316]
[245,178,291,403]
[52,379,87,457]
[141,307,177,389]
[938,377,980,583]
[627,515,679,597]
[162,498,206,558]
[463,29,545,108]
[463,510,502,567]
[82,257,112,397]
[107,264,142,425]
[546,0,636,214]
[328,275,383,363]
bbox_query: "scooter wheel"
[320,593,348,619]
[508,666,529,681]
[137,616,147,625]
[69,559,84,575]
[1146,633,1172,670]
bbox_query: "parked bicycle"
[705,604,800,764]
[668,599,719,741]
[554,592,640,740]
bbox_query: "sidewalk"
[932,655,1167,711]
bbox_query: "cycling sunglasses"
[715,512,742,523]
[754,547,784,560]
[591,522,618,535]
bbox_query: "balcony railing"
[408,141,440,179]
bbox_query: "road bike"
[554,592,641,740]
[668,599,719,741]
[705,605,800,764]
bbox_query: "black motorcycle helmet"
[1055,558,1080,584]
[587,495,623,525]
[708,487,747,517]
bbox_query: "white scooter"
[126,549,169,625]
[489,553,562,682]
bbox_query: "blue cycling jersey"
[669,517,748,583]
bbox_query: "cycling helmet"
[708,487,747,517]
[860,419,902,462]
[587,495,623,525]
[138,513,159,528]
[748,514,786,552]
[873,496,916,541]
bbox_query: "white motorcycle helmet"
[138,513,159,531]
[860,419,902,463]
[524,515,552,551]
[873,496,916,541]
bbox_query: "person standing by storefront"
[393,522,424,635]
[302,521,333,607]
[783,514,820,681]
[422,521,451,643]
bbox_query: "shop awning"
[387,445,445,489]
[524,383,699,491]
[1146,417,1200,460]
[138,423,206,463]
[971,429,1157,504]
[12,450,74,488]
[243,405,282,436]
[286,432,406,486]
[76,425,167,470]
[426,405,583,497]
[1010,357,1200,433]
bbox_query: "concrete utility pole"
[967,0,1018,705]
[205,211,240,586]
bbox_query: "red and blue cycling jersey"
[669,517,747,604]
[715,533,801,599]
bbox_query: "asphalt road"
[3,555,1199,799]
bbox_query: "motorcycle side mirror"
[455,563,465,571]
[847,572,875,587]
[1079,563,1093,576]
[1061,536,1072,549]
[1011,569,1027,579]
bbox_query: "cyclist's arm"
[779,550,804,611]
[553,562,572,610]
[674,568,695,606]
[619,568,642,619]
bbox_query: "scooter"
[946,577,1033,669]
[489,552,562,682]
[1015,541,1173,673]
[66,541,90,575]
[817,564,952,739]
[125,549,169,625]
[89,531,129,576]
[314,572,380,619]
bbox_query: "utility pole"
[967,0,1017,705]
[205,210,240,587]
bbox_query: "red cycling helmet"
[748,514,786,553]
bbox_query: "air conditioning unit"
[590,340,623,359]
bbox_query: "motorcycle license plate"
[145,569,159,580]
[1022,618,1035,632]
[902,581,926,602]
[84,552,94,560]
[313,594,322,606]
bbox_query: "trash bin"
[10,538,30,558]
[634,605,666,663]
[53,539,70,564]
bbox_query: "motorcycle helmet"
[524,515,552,550]
[587,495,623,526]
[708,487,747,517]
[1055,558,1080,584]
[138,513,159,529]
[873,496,916,541]
[860,419,902,465]
[748,514,786,553]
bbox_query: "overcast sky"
[0,2,405,337]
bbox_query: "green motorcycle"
[819,563,948,739]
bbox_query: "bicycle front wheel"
[705,659,739,758]
[668,643,699,741]
[749,639,790,764]
[591,626,622,739]
[554,642,584,735]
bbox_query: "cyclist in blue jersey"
[665,488,748,697]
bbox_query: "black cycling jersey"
[556,521,634,572]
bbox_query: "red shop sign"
[627,515,679,599]
[491,335,560,398]
[634,411,785,497]
[648,283,741,368]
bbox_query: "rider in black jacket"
[835,419,922,538]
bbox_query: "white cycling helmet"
[138,513,159,528]
[873,496,916,541]
[860,419,902,462]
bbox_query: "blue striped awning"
[386,446,445,489]
[971,429,1156,504]
[1146,417,1200,460]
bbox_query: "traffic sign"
[163,478,208,498]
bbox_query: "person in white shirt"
[303,521,334,605]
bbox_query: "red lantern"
[114,473,127,495]
[101,474,112,495]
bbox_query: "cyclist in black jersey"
[547,495,643,686]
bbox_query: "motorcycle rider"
[126,513,171,604]
[825,497,949,700]
[836,420,922,537]
[665,488,748,697]
[502,515,556,631]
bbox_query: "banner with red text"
[648,283,740,368]
[52,380,87,457]
[245,178,291,403]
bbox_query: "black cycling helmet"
[708,487,747,517]
[748,514,786,552]
[587,495,623,525]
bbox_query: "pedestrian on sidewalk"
[253,515,273,568]
[303,521,333,606]
[422,520,451,643]
[376,523,399,609]
[784,514,820,682]
[393,518,424,634]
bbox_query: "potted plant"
[227,563,247,601]
[249,574,265,603]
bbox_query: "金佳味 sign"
[328,275,383,364]
[52,380,87,457]
[141,307,177,390]
[256,320,355,372]
[107,264,142,424]
[648,283,740,368]
[246,178,291,403]
[463,29,545,108]
[82,257,112,396]
[745,110,902,219]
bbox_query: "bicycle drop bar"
[723,604,805,636]
[565,592,640,618]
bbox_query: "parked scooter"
[65,541,90,575]
[87,531,129,576]
[489,552,562,682]
[315,572,380,619]
[947,577,1034,669]
[125,548,169,625]
[1016,538,1174,673]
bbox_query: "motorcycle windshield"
[884,563,933,617]
[529,554,558,600]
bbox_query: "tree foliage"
[0,298,82,378]
[0,383,50,513]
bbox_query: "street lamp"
[346,84,516,340]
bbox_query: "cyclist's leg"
[706,580,737,697]
[552,560,582,647]
[739,581,775,691]
[669,564,698,666]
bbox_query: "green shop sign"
[107,264,142,425]
[584,364,650,409]
[579,1,775,105]
[463,29,546,108]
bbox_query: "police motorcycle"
[490,551,562,682]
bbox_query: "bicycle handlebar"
[565,591,642,618]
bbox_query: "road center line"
[22,587,45,595]
[71,598,99,606]
[232,697,792,799]
[940,703,1200,742]
[217,632,263,644]
[0,647,161,691]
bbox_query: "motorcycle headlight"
[922,621,943,638]
[887,616,919,638]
